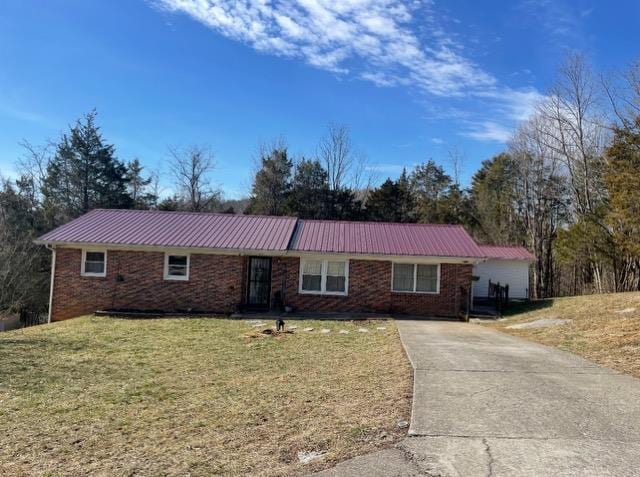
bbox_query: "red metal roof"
[37,209,298,251]
[290,220,485,258]
[478,245,535,261]
[38,209,520,260]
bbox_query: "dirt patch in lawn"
[486,292,640,378]
[0,316,412,476]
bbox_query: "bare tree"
[602,60,640,131]
[318,124,354,191]
[149,168,163,207]
[447,145,465,187]
[351,151,378,201]
[168,145,220,212]
[509,114,568,298]
[16,140,53,207]
[536,53,608,217]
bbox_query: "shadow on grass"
[503,298,555,317]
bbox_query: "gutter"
[35,240,485,265]
[45,244,56,324]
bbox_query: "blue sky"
[1,0,638,198]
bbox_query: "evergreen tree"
[43,111,132,224]
[605,117,640,257]
[326,187,363,220]
[156,195,182,211]
[410,160,452,223]
[126,158,157,209]
[470,153,525,244]
[0,179,49,313]
[439,184,472,225]
[287,158,330,219]
[396,168,416,222]
[366,170,416,223]
[246,146,292,215]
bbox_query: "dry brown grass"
[486,292,640,377]
[0,316,412,476]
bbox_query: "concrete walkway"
[315,320,640,476]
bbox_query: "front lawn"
[0,316,411,476]
[486,292,640,378]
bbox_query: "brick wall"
[271,257,472,317]
[51,248,472,320]
[51,248,244,321]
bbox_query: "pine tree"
[410,160,452,223]
[246,146,292,216]
[365,172,416,223]
[43,111,132,224]
[470,153,525,244]
[126,158,157,209]
[605,118,640,256]
[287,158,330,219]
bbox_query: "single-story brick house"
[36,209,531,322]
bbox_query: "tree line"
[2,53,640,317]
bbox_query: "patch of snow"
[376,326,387,331]
[288,325,298,330]
[339,330,349,334]
[303,327,314,332]
[357,328,368,333]
[297,450,326,464]
[252,323,267,328]
[615,307,636,314]
[507,318,572,329]
[320,329,331,334]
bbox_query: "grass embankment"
[488,291,640,377]
[0,316,411,476]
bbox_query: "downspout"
[46,244,56,324]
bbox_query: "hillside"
[487,292,640,378]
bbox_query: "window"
[301,260,322,292]
[164,254,190,281]
[416,264,438,292]
[300,259,348,295]
[326,261,346,293]
[392,263,414,292]
[392,263,439,293]
[81,250,106,277]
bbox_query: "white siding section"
[473,260,530,299]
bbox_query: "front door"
[247,257,272,309]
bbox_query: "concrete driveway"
[316,320,640,476]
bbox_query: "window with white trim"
[300,259,348,295]
[81,250,106,277]
[164,254,190,281]
[392,263,439,293]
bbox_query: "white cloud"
[431,137,444,144]
[157,0,495,96]
[461,121,512,143]
[475,87,545,121]
[517,0,587,42]
[366,163,408,174]
[157,0,544,142]
[0,104,47,124]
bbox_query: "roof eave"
[35,240,486,263]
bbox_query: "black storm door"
[247,257,272,308]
